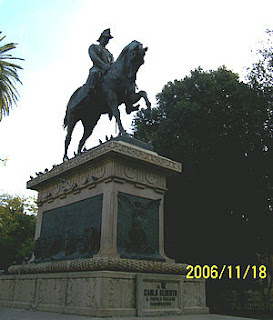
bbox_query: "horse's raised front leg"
[139,90,151,108]
[125,90,151,114]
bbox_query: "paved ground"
[0,307,259,320]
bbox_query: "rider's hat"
[97,28,113,42]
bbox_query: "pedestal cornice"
[27,140,182,191]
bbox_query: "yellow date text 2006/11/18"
[186,265,267,280]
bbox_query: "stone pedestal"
[30,139,181,263]
[0,139,209,317]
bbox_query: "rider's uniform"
[67,43,114,112]
[87,44,114,90]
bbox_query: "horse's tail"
[63,87,81,129]
[63,95,73,129]
[63,101,71,129]
[63,109,68,129]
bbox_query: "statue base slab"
[0,271,208,317]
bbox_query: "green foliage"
[133,30,273,314]
[0,31,24,121]
[0,194,37,271]
[133,66,273,265]
[133,63,273,313]
[248,30,273,96]
[134,66,269,162]
[248,29,273,142]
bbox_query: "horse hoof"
[132,104,140,111]
[119,131,128,137]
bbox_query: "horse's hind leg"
[112,107,125,134]
[105,90,126,134]
[77,116,99,153]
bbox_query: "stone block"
[0,271,208,317]
[136,273,183,317]
[27,140,181,263]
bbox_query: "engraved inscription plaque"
[136,274,183,316]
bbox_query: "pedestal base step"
[8,257,188,275]
[0,270,208,318]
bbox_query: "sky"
[1,0,273,198]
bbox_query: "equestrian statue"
[63,29,151,160]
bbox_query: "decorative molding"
[124,166,137,180]
[27,141,182,191]
[37,165,107,205]
[8,257,188,276]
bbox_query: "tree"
[133,66,273,312]
[0,194,37,272]
[248,30,273,98]
[0,31,24,121]
[247,29,273,197]
[133,65,273,312]
[133,66,272,265]
[247,29,273,312]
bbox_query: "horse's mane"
[116,40,141,62]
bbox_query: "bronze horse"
[63,40,151,160]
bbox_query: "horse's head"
[117,40,148,81]
[127,40,148,66]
